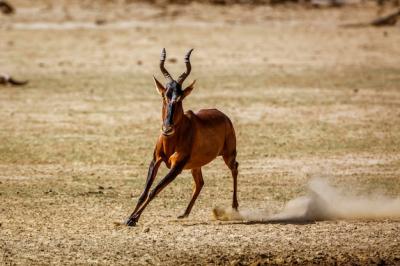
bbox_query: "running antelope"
[125,49,239,226]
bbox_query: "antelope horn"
[177,49,194,85]
[160,48,173,82]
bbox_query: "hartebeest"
[125,49,239,226]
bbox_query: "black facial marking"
[166,102,175,126]
[163,80,183,131]
[165,81,183,100]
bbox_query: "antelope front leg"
[126,158,187,226]
[125,157,161,226]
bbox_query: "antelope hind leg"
[223,153,239,210]
[178,168,204,219]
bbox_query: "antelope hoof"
[232,202,239,211]
[125,218,137,227]
[177,213,188,219]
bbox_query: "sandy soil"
[1,1,400,265]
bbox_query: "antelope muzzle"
[162,101,176,136]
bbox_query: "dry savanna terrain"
[1,1,400,265]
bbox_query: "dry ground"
[1,2,400,265]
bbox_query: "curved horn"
[177,49,194,85]
[159,48,173,82]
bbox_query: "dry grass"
[1,2,400,265]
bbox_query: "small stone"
[95,19,107,25]
[230,259,240,266]
[143,227,150,233]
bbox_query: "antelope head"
[153,48,196,136]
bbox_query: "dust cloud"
[212,178,400,222]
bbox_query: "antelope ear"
[153,76,166,95]
[182,80,196,99]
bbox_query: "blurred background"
[1,0,400,265]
